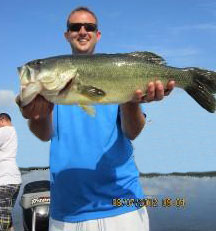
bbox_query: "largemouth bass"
[17,51,216,115]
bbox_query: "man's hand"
[16,95,54,120]
[16,95,54,141]
[131,80,175,103]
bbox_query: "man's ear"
[96,30,101,41]
[64,32,70,42]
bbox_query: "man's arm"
[17,95,54,141]
[120,102,145,140]
[120,80,175,140]
[28,114,53,141]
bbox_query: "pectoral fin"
[79,85,106,101]
[79,104,96,116]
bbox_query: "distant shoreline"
[19,167,216,177]
[140,171,216,178]
[19,166,49,171]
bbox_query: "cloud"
[118,43,199,58]
[152,47,199,58]
[0,90,16,107]
[173,23,216,32]
[167,23,216,37]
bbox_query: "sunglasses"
[67,23,98,32]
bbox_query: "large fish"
[17,51,216,115]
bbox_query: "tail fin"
[185,68,216,113]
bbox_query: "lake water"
[13,170,216,231]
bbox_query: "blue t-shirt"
[50,104,145,222]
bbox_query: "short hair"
[0,113,11,121]
[66,6,98,30]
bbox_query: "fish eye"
[33,59,43,65]
[27,59,44,69]
[29,59,43,66]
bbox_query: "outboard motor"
[20,180,50,231]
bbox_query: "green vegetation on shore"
[140,171,216,178]
[19,167,216,177]
[19,166,49,171]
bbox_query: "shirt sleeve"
[0,128,6,148]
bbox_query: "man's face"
[0,119,8,127]
[65,11,101,55]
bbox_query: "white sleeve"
[0,128,7,148]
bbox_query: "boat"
[20,180,50,231]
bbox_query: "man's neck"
[0,122,12,127]
[72,49,95,55]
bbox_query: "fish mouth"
[17,66,22,75]
[17,65,30,77]
[17,65,32,84]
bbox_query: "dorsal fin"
[128,51,166,65]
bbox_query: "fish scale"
[17,51,216,116]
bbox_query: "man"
[0,113,21,231]
[19,7,175,231]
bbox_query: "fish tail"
[185,68,216,113]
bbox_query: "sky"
[0,0,216,173]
